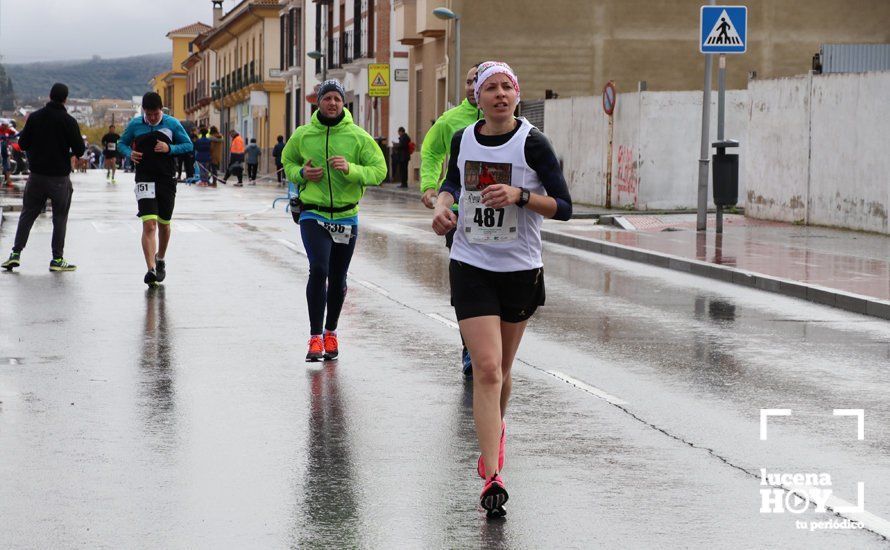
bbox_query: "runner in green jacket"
[282,79,386,362]
[420,64,482,210]
[420,64,482,378]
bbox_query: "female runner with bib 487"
[432,61,573,518]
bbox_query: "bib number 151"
[473,207,505,228]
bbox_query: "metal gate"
[518,99,545,132]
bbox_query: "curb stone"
[541,229,890,321]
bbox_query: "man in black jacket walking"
[2,83,85,272]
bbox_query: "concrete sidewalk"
[367,185,890,320]
[542,213,890,320]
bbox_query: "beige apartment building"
[397,0,890,179]
[182,34,218,130]
[278,1,409,160]
[151,22,212,120]
[200,0,287,173]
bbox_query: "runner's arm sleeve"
[525,129,572,220]
[438,130,463,198]
[344,134,387,186]
[420,119,448,194]
[281,132,305,184]
[168,121,194,155]
[116,123,134,158]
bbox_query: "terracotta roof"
[166,22,212,37]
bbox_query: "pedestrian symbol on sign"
[700,6,747,54]
[372,74,386,87]
[705,11,742,45]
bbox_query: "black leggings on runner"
[299,218,358,334]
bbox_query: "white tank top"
[450,118,545,272]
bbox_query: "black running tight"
[299,218,358,334]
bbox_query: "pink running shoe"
[480,474,508,518]
[477,419,506,479]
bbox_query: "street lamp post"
[433,8,461,108]
[307,50,326,82]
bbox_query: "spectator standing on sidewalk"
[209,126,223,183]
[194,127,212,186]
[2,83,85,272]
[245,138,261,185]
[272,135,285,185]
[393,126,412,188]
[223,129,245,186]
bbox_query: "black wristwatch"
[517,188,530,208]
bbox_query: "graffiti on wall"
[615,145,639,208]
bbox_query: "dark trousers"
[175,155,186,180]
[13,173,73,258]
[397,158,410,187]
[247,163,258,181]
[299,218,358,335]
[224,154,244,183]
[275,161,283,183]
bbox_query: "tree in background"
[0,64,16,110]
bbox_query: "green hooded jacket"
[282,108,386,220]
[420,98,482,195]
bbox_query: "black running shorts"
[449,259,545,323]
[136,178,176,224]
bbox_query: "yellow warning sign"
[368,63,390,97]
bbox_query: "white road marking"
[546,370,629,406]
[354,279,390,296]
[426,312,459,330]
[277,238,306,256]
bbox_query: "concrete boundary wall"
[546,88,748,211]
[745,75,811,222]
[544,97,608,206]
[546,71,890,233]
[807,72,890,233]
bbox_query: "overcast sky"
[0,0,239,64]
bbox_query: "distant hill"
[5,53,170,104]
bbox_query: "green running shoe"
[49,258,77,272]
[2,252,21,270]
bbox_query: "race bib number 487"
[462,160,518,243]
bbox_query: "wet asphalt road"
[1,172,889,548]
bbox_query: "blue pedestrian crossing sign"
[700,6,747,54]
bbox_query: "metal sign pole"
[697,54,713,232]
[716,53,726,234]
[696,0,716,232]
[606,115,614,209]
[602,81,617,209]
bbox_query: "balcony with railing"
[342,30,354,65]
[358,24,373,59]
[328,36,341,70]
[211,61,264,101]
[185,80,211,112]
